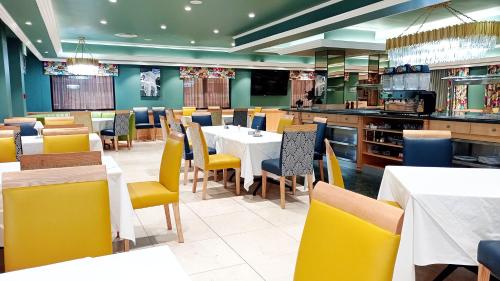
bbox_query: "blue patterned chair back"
[187,122,209,169]
[313,117,327,155]
[251,113,266,131]
[403,130,452,167]
[179,123,192,157]
[192,113,212,127]
[233,109,248,127]
[209,109,223,126]
[152,107,166,125]
[133,107,149,124]
[280,125,317,176]
[113,111,130,136]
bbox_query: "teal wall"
[25,53,51,112]
[0,25,12,121]
[8,39,26,116]
[468,66,487,109]
[230,69,251,108]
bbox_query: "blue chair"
[312,117,327,181]
[133,107,154,140]
[403,130,452,167]
[251,113,266,131]
[478,240,500,280]
[152,107,166,140]
[4,117,37,137]
[100,111,130,151]
[192,112,212,127]
[233,109,248,127]
[261,124,316,209]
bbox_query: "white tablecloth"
[0,245,189,281]
[377,166,500,281]
[202,126,282,190]
[92,117,114,133]
[0,156,136,245]
[21,133,103,155]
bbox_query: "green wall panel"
[230,69,251,108]
[0,25,12,120]
[468,66,487,109]
[25,53,51,112]
[8,39,26,116]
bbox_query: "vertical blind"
[183,78,230,108]
[291,80,314,107]
[51,76,115,110]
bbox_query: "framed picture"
[140,68,160,97]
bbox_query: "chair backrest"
[208,106,220,110]
[294,181,404,281]
[280,125,317,176]
[182,106,197,116]
[253,107,262,113]
[133,107,150,124]
[2,165,112,271]
[0,130,17,163]
[42,127,89,136]
[277,115,294,134]
[313,117,327,155]
[101,111,115,118]
[192,112,213,127]
[166,109,177,128]
[113,111,130,136]
[251,112,266,131]
[44,124,85,129]
[44,116,75,126]
[20,151,102,170]
[43,134,90,154]
[179,123,191,158]
[233,108,248,127]
[403,130,452,167]
[208,108,223,126]
[0,126,22,161]
[187,122,209,169]
[159,115,169,141]
[4,117,37,136]
[159,132,184,195]
[70,111,93,132]
[324,139,344,188]
[152,107,166,124]
[4,117,36,124]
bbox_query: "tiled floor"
[107,141,477,281]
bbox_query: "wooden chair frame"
[42,127,89,136]
[20,151,102,170]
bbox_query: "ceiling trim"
[268,39,386,55]
[230,0,408,52]
[233,0,343,40]
[61,39,231,53]
[0,3,43,60]
[36,0,61,56]
[428,56,500,70]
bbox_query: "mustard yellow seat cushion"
[207,154,241,170]
[382,200,402,208]
[0,137,17,163]
[127,181,178,209]
[43,134,90,154]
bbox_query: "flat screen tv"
[251,70,289,96]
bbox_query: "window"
[291,80,314,107]
[183,78,230,108]
[51,76,115,110]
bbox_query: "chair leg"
[235,168,241,195]
[172,202,184,243]
[202,170,209,200]
[213,170,218,181]
[306,174,313,202]
[223,169,227,188]
[192,167,199,193]
[292,176,297,195]
[262,170,268,198]
[183,159,189,186]
[123,239,130,252]
[478,264,491,281]
[319,159,324,182]
[114,137,118,152]
[279,176,286,209]
[127,135,131,150]
[164,204,172,230]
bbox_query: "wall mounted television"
[251,70,289,96]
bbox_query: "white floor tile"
[190,264,264,281]
[204,210,274,237]
[187,197,247,218]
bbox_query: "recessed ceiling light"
[144,38,152,41]
[25,21,32,26]
[231,42,235,47]
[114,33,138,38]
[36,39,42,43]
[248,12,255,18]
[160,24,167,30]
[190,0,203,4]
[100,19,108,25]
[109,0,117,2]
[44,51,48,54]
[184,6,192,11]
[213,29,219,34]
[190,40,196,44]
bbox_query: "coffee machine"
[380,90,436,115]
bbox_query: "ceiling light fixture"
[109,0,117,3]
[44,51,48,54]
[184,6,192,11]
[160,24,167,30]
[190,0,203,4]
[248,13,255,18]
[25,21,32,25]
[386,3,500,65]
[100,19,108,25]
[114,33,139,38]
[231,42,235,47]
[144,38,152,41]
[213,29,219,34]
[66,37,99,76]
[190,40,196,44]
[36,39,42,43]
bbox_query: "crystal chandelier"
[66,37,99,76]
[386,3,499,66]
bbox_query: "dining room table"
[0,245,189,280]
[92,117,115,133]
[21,133,103,155]
[377,166,500,281]
[0,155,136,246]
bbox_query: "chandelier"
[386,2,499,65]
[66,37,99,76]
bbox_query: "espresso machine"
[380,90,437,115]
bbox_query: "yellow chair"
[276,114,295,134]
[182,106,197,116]
[127,132,185,244]
[44,116,75,126]
[188,122,241,200]
[254,107,262,113]
[159,115,170,141]
[2,165,112,271]
[294,181,404,281]
[43,134,90,154]
[324,139,345,188]
[0,130,17,163]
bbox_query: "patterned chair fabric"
[166,109,177,129]
[179,123,215,161]
[313,121,327,160]
[192,114,212,127]
[133,107,153,129]
[101,112,130,137]
[209,109,223,126]
[152,107,166,128]
[13,131,22,161]
[187,122,207,169]
[232,109,248,127]
[251,114,266,131]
